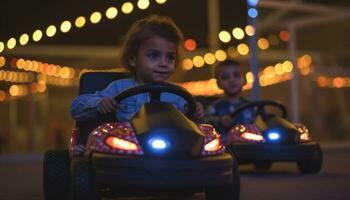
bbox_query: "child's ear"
[216,79,223,89]
[128,56,136,67]
[241,75,247,86]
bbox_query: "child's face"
[130,36,177,84]
[217,65,245,96]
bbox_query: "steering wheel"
[114,82,197,117]
[230,100,288,119]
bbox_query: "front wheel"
[71,158,100,200]
[43,150,70,200]
[205,156,240,200]
[297,146,323,174]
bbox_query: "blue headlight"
[268,132,280,140]
[149,138,168,150]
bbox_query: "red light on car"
[198,124,225,156]
[240,132,264,142]
[105,136,139,151]
[204,138,222,152]
[295,123,312,142]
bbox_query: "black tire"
[71,158,100,200]
[297,146,323,174]
[43,149,70,200]
[254,161,273,170]
[205,155,240,200]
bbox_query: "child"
[70,15,204,155]
[204,59,255,144]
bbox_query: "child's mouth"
[153,71,168,76]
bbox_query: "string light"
[90,12,102,24]
[19,34,30,45]
[1,0,165,52]
[106,7,118,19]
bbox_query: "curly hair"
[120,15,184,73]
[214,59,243,80]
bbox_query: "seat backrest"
[79,72,131,95]
[76,72,131,145]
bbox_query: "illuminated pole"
[288,23,299,122]
[207,0,220,77]
[207,0,220,51]
[247,0,260,100]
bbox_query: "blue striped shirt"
[70,78,186,121]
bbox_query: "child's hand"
[192,102,205,122]
[220,115,233,128]
[97,97,118,114]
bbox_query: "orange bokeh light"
[333,77,345,88]
[317,76,328,87]
[184,39,197,51]
[279,30,290,42]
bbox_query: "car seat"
[75,72,130,145]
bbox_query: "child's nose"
[159,57,168,67]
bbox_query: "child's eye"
[147,52,160,60]
[166,54,176,62]
[220,75,229,80]
[234,72,242,78]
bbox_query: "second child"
[204,60,255,144]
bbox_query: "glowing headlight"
[300,133,311,141]
[150,139,167,149]
[105,137,138,151]
[241,132,264,141]
[204,138,222,152]
[267,132,280,140]
[148,137,168,150]
[297,126,311,141]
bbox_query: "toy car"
[43,72,240,200]
[226,100,322,173]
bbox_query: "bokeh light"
[204,53,216,65]
[232,28,245,40]
[0,56,5,67]
[248,8,258,18]
[237,43,249,55]
[248,0,259,6]
[282,60,293,72]
[219,31,231,43]
[90,12,102,24]
[7,38,16,49]
[182,58,193,70]
[75,16,86,28]
[193,56,205,68]
[155,0,167,4]
[215,50,227,61]
[279,30,290,41]
[137,0,150,10]
[245,25,255,36]
[106,7,118,19]
[0,90,5,101]
[19,34,29,45]
[60,21,72,33]
[46,25,57,37]
[257,38,269,50]
[0,42,4,53]
[184,39,197,51]
[32,30,43,42]
[122,2,134,14]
